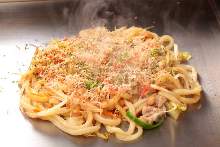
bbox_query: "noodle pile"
[19,27,202,141]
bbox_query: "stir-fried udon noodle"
[19,27,202,141]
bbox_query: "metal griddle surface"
[0,0,220,147]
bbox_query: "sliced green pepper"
[126,110,164,129]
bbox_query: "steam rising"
[66,0,136,33]
[61,0,213,35]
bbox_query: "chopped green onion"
[178,52,191,62]
[177,103,187,111]
[168,108,181,120]
[150,48,160,57]
[84,80,99,90]
[166,102,183,120]
[126,110,164,129]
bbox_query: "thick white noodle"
[94,113,121,126]
[26,96,68,118]
[114,101,143,141]
[48,112,93,129]
[49,116,100,135]
[160,35,174,50]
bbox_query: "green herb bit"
[119,51,129,62]
[150,48,160,57]
[84,80,99,90]
[178,52,191,62]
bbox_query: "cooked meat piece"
[141,105,166,124]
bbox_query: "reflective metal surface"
[0,0,220,147]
